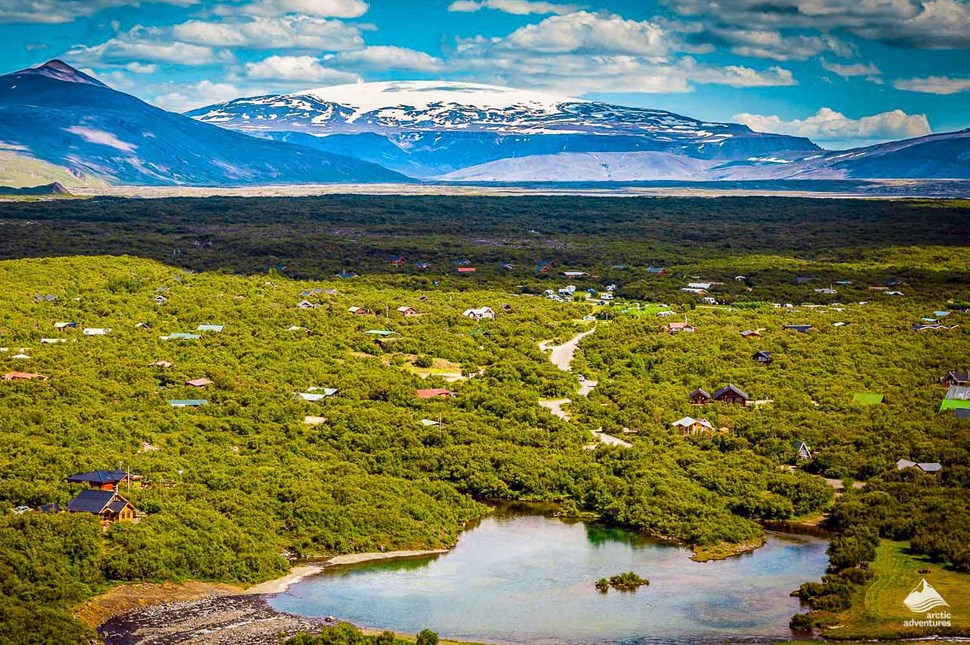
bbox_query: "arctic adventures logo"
[902,579,951,628]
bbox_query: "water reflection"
[271,513,828,645]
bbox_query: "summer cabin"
[646,267,668,276]
[941,371,969,387]
[752,351,773,366]
[420,419,442,427]
[153,295,167,304]
[896,459,942,474]
[689,388,712,405]
[2,371,47,381]
[793,441,813,460]
[397,306,418,317]
[387,256,407,266]
[162,333,201,340]
[303,416,327,426]
[67,489,138,524]
[168,399,207,407]
[300,387,339,402]
[941,386,970,412]
[463,307,495,320]
[83,328,110,336]
[348,306,371,315]
[562,271,589,278]
[149,361,173,368]
[54,322,78,330]
[712,385,750,406]
[664,321,696,334]
[740,330,762,338]
[669,416,714,435]
[67,469,141,491]
[336,272,359,279]
[783,324,814,333]
[457,267,477,274]
[37,337,64,344]
[297,300,319,309]
[416,388,455,399]
[197,324,224,333]
[35,294,57,302]
[852,392,885,405]
[185,378,214,388]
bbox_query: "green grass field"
[824,541,970,639]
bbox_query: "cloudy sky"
[2,0,968,148]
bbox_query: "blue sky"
[2,0,968,148]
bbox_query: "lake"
[270,511,829,644]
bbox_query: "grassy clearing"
[822,541,970,639]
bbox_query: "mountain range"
[0,61,967,187]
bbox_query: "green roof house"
[852,392,884,405]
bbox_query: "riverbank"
[243,549,450,595]
[89,548,452,643]
[690,535,768,562]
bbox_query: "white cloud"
[327,46,443,72]
[664,0,970,49]
[820,58,881,77]
[173,15,364,51]
[151,80,254,112]
[486,11,672,58]
[245,55,361,83]
[696,27,854,60]
[447,0,580,15]
[0,0,198,25]
[66,34,225,65]
[683,59,797,87]
[65,125,137,152]
[733,107,931,143]
[125,62,158,74]
[893,75,970,94]
[238,0,368,18]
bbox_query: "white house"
[83,328,110,336]
[463,307,495,320]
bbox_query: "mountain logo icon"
[903,579,949,613]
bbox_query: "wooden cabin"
[712,385,750,406]
[397,306,419,317]
[752,351,773,366]
[664,322,696,334]
[941,371,969,387]
[67,489,138,524]
[67,469,141,491]
[793,440,813,460]
[689,388,712,405]
[670,416,714,436]
[416,388,455,399]
[2,371,47,381]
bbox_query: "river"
[270,510,828,644]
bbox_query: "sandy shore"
[243,549,449,595]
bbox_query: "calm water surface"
[270,513,828,645]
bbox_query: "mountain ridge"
[0,61,408,186]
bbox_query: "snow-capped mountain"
[0,61,406,187]
[188,81,819,178]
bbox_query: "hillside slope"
[0,61,407,186]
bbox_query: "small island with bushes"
[595,572,650,592]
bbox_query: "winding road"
[538,328,631,449]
